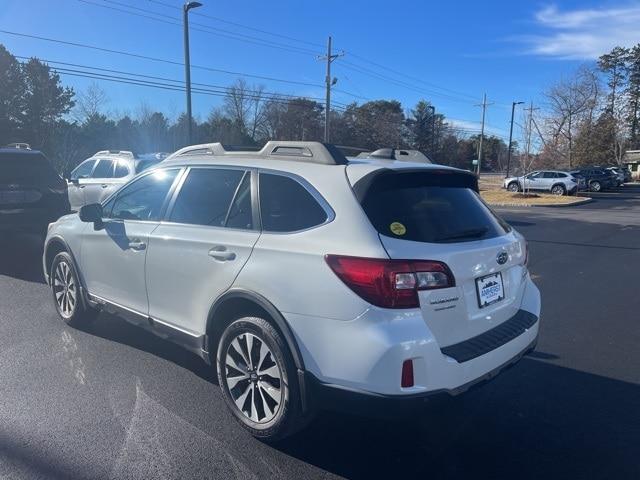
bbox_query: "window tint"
[113,159,130,178]
[91,159,114,178]
[70,159,96,180]
[557,173,567,178]
[170,168,245,227]
[106,169,178,221]
[360,172,509,243]
[226,172,253,229]
[259,173,328,232]
[542,172,556,178]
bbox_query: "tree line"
[538,45,640,169]
[1,42,517,175]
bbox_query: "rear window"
[359,170,509,243]
[0,151,59,184]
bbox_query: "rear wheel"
[507,182,520,192]
[50,252,97,326]
[551,184,566,196]
[216,316,308,441]
[590,181,602,192]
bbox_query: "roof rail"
[164,141,349,165]
[356,148,431,164]
[93,150,136,159]
[5,143,31,150]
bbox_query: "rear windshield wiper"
[436,227,489,242]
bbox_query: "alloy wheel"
[53,261,76,319]
[224,332,282,424]
[551,185,564,195]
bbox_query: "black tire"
[551,184,566,196]
[590,180,602,192]
[507,182,520,192]
[50,252,97,326]
[216,316,308,441]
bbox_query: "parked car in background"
[503,170,578,195]
[570,168,615,192]
[67,151,161,211]
[43,141,539,440]
[0,146,69,236]
[605,166,627,186]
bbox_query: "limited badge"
[389,222,406,236]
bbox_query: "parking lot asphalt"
[0,185,639,480]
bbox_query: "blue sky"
[1,0,638,143]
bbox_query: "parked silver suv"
[67,151,160,211]
[504,170,579,195]
[44,142,540,440]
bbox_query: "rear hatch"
[351,167,528,347]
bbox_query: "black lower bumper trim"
[440,310,538,363]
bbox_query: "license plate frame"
[475,272,505,308]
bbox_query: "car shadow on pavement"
[0,234,46,284]
[76,312,218,385]
[276,358,640,480]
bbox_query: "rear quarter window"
[358,170,509,243]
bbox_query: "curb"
[487,197,593,208]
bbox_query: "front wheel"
[590,181,602,192]
[50,252,97,326]
[216,317,308,441]
[507,182,520,192]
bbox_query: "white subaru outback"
[43,141,540,440]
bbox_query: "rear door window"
[169,168,246,227]
[91,159,115,179]
[113,159,130,178]
[259,173,328,232]
[359,171,509,243]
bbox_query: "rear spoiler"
[352,168,479,203]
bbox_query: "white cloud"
[521,3,640,59]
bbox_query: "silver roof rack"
[164,141,348,165]
[5,143,31,150]
[93,150,136,159]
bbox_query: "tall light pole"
[317,36,344,143]
[427,105,435,159]
[506,101,524,178]
[183,1,202,145]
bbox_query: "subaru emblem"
[497,251,508,265]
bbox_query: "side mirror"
[79,203,103,229]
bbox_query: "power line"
[0,29,326,89]
[78,0,323,57]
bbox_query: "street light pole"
[183,1,202,145]
[427,105,435,159]
[506,101,524,178]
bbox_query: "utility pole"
[523,101,539,194]
[506,101,524,178]
[183,1,202,145]
[475,93,493,174]
[317,36,344,143]
[427,105,436,159]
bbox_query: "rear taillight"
[325,255,455,309]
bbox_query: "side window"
[107,169,178,221]
[557,173,567,178]
[91,159,115,179]
[114,159,130,178]
[226,172,253,230]
[541,172,555,179]
[259,173,328,232]
[169,168,245,227]
[70,159,96,180]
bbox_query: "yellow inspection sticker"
[389,222,406,236]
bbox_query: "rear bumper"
[307,335,538,418]
[0,202,69,233]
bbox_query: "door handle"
[79,185,86,189]
[101,184,108,188]
[208,246,236,261]
[128,239,146,251]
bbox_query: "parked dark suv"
[570,168,615,192]
[0,147,70,236]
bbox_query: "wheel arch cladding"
[44,237,70,281]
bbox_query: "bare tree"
[543,66,601,168]
[74,82,108,122]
